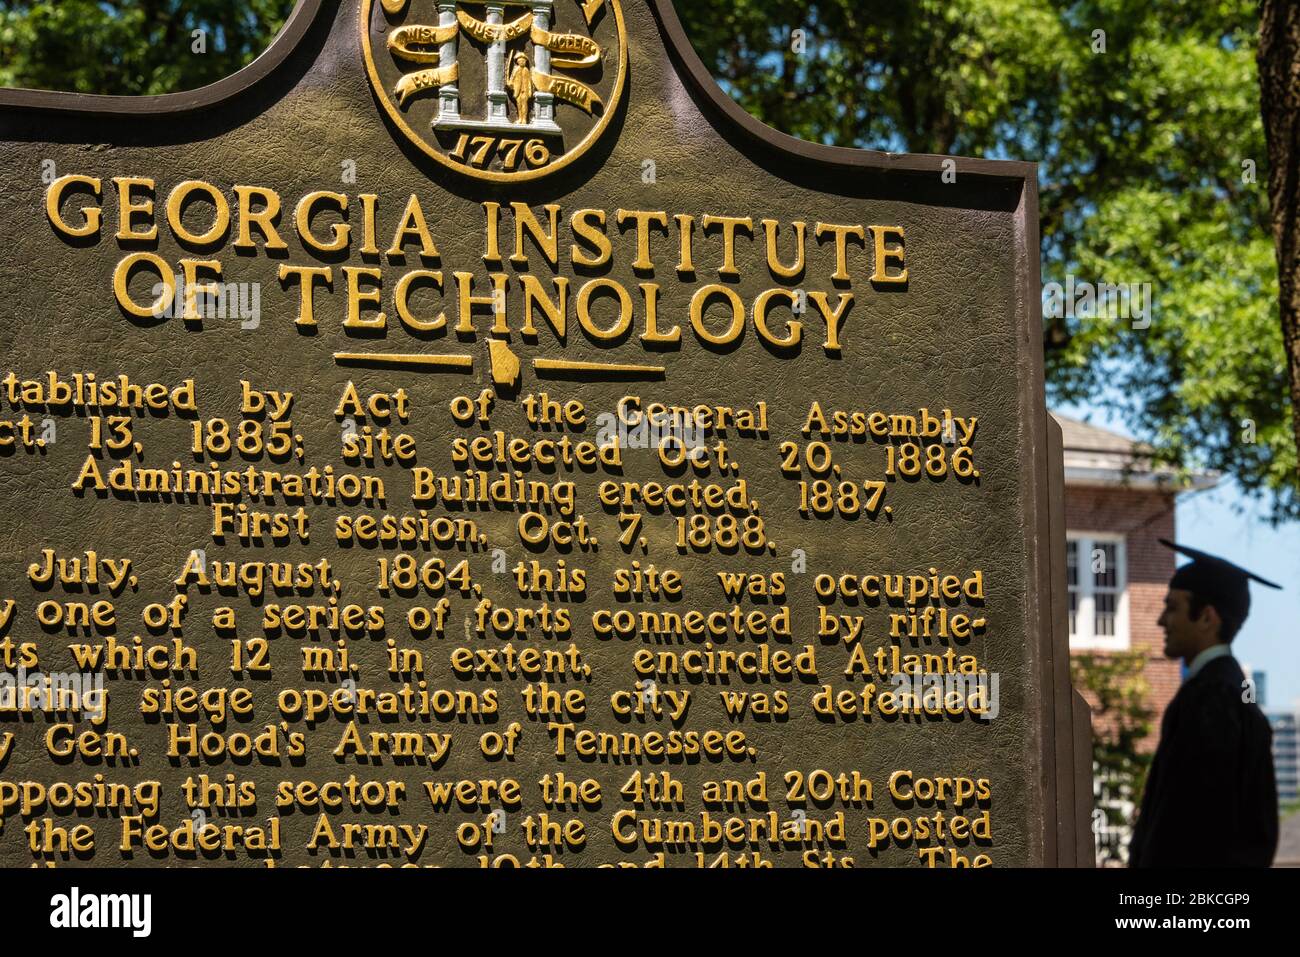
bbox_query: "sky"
[1057,401,1300,712]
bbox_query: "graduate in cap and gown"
[1128,541,1280,867]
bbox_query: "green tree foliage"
[678,0,1297,519]
[0,1,295,95]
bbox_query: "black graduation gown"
[1129,654,1278,867]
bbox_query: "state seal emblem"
[362,0,627,182]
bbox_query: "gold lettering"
[753,288,802,349]
[357,193,380,256]
[178,259,222,323]
[762,218,805,279]
[675,214,696,274]
[394,269,446,332]
[455,271,509,335]
[616,209,668,272]
[869,225,908,284]
[511,203,561,267]
[387,194,440,259]
[279,265,333,327]
[814,222,865,283]
[233,185,288,252]
[166,179,231,248]
[483,201,503,263]
[296,190,350,254]
[113,252,173,319]
[577,278,632,341]
[45,174,102,239]
[519,275,569,341]
[343,266,386,329]
[701,214,753,278]
[114,176,157,243]
[690,284,745,346]
[570,208,611,268]
[807,291,853,352]
[639,282,679,345]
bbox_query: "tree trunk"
[1258,0,1300,474]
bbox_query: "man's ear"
[1194,601,1223,636]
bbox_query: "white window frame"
[1066,531,1130,651]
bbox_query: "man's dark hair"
[1186,590,1244,643]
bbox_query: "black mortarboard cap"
[1159,539,1281,635]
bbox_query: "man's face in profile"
[1157,587,1198,659]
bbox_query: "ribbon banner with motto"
[385,5,607,113]
[393,62,459,107]
[531,24,602,69]
[387,21,461,107]
[532,70,603,114]
[456,10,533,45]
[387,22,460,61]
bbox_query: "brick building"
[1053,412,1217,864]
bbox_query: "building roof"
[1051,411,1218,492]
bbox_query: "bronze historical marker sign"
[0,0,1090,868]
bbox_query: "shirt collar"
[1185,643,1233,681]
